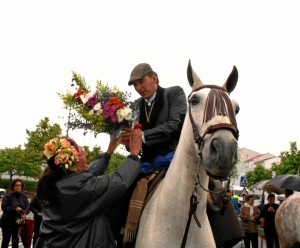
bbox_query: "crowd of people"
[236,190,293,248]
[0,62,296,248]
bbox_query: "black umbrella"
[249,180,285,195]
[267,174,300,191]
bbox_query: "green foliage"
[246,164,272,187]
[24,117,62,179]
[272,141,300,175]
[82,145,126,174]
[105,153,127,174]
[83,145,102,164]
[0,118,62,181]
[0,146,27,181]
[0,178,11,189]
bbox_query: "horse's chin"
[205,168,232,181]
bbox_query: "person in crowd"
[227,189,240,215]
[239,194,260,248]
[107,63,187,247]
[35,129,142,248]
[30,194,42,247]
[284,189,294,199]
[0,179,30,248]
[259,194,279,248]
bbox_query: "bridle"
[188,84,239,193]
[181,85,239,248]
[188,84,239,149]
[188,85,239,193]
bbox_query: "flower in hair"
[43,138,79,172]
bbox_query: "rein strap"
[181,195,201,248]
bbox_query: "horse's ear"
[187,60,203,90]
[222,66,238,94]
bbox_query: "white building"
[231,148,281,186]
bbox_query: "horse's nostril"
[210,139,219,160]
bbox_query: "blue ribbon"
[140,151,175,175]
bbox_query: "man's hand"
[129,129,142,155]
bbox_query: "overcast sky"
[1,1,299,156]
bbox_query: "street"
[233,228,267,248]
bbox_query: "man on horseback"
[106,62,187,247]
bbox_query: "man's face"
[268,196,275,204]
[133,74,158,99]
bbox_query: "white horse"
[135,61,240,248]
[275,192,300,248]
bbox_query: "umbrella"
[249,180,285,195]
[267,174,300,191]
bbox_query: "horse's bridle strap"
[203,123,238,140]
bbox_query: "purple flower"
[101,103,119,122]
[86,94,98,108]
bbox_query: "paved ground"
[233,228,267,248]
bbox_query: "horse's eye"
[188,96,199,105]
[235,105,240,115]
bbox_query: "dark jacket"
[1,191,30,227]
[137,85,187,162]
[35,153,140,248]
[259,203,279,233]
[30,194,42,221]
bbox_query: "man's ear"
[151,73,159,84]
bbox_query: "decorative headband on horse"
[187,60,239,147]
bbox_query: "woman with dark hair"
[35,129,142,248]
[0,178,30,248]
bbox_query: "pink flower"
[86,94,98,108]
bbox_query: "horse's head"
[187,60,239,180]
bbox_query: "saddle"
[123,171,166,247]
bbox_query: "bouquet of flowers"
[59,72,138,137]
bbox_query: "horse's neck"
[159,122,209,212]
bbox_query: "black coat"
[137,85,187,162]
[35,153,140,248]
[1,191,30,227]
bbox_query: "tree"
[0,146,27,181]
[24,117,62,179]
[105,153,127,174]
[83,145,127,174]
[272,141,300,175]
[83,145,102,164]
[246,164,272,187]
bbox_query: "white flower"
[116,107,132,122]
[80,92,93,104]
[93,103,102,113]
